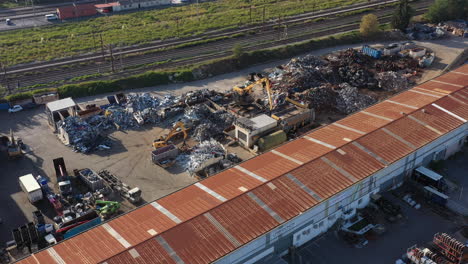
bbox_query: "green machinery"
[95,200,120,219]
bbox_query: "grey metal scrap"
[335,84,376,114]
[176,139,226,173]
[377,71,409,91]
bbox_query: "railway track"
[4,0,407,73]
[1,0,432,92]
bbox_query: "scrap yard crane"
[233,74,274,111]
[153,121,189,149]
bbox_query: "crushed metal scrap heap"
[177,139,226,173]
[267,47,420,114]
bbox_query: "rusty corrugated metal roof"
[18,65,468,264]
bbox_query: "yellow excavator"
[152,122,189,149]
[233,75,274,111]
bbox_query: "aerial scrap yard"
[47,42,427,175]
[11,62,467,264]
[0,42,437,262]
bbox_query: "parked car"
[5,18,12,25]
[8,105,23,113]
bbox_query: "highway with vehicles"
[0,0,433,92]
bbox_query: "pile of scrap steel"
[181,104,235,141]
[176,139,226,173]
[405,23,446,40]
[267,44,422,114]
[56,91,222,153]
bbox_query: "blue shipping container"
[0,103,9,110]
[362,45,382,59]
[63,217,102,239]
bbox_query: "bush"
[31,88,57,94]
[232,44,245,59]
[360,14,380,37]
[5,92,33,102]
[425,0,467,23]
[391,0,415,31]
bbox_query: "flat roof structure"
[46,98,76,113]
[17,65,468,264]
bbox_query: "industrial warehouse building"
[18,65,467,264]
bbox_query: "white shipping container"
[19,174,43,203]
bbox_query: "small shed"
[234,114,278,148]
[56,4,98,20]
[46,98,78,132]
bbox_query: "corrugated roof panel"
[107,204,176,246]
[108,238,177,264]
[274,137,335,163]
[157,185,222,221]
[27,252,56,264]
[364,101,415,120]
[384,115,440,149]
[324,144,385,181]
[433,72,468,87]
[356,129,414,164]
[201,169,261,200]
[410,105,465,134]
[209,195,279,244]
[305,123,362,147]
[251,176,319,221]
[291,159,355,199]
[337,112,389,133]
[53,225,125,264]
[390,90,439,108]
[455,64,468,74]
[434,91,468,120]
[451,90,468,103]
[161,215,237,264]
[240,152,299,181]
[418,81,459,94]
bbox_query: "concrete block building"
[18,65,467,264]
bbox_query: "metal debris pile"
[57,116,111,153]
[406,23,446,40]
[269,54,329,92]
[106,105,136,129]
[335,84,377,114]
[182,104,235,141]
[376,71,410,91]
[126,93,160,112]
[266,46,422,114]
[176,139,226,173]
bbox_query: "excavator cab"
[233,76,273,110]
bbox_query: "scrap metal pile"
[176,139,226,173]
[57,91,218,153]
[182,104,235,141]
[406,23,446,40]
[268,47,421,114]
[57,116,112,153]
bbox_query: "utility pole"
[176,17,180,37]
[249,6,252,24]
[108,44,115,73]
[262,6,265,32]
[99,34,105,59]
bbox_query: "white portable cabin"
[19,174,43,203]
